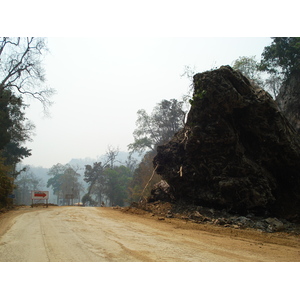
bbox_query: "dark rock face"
[153,66,300,222]
[276,71,300,134]
[148,180,175,203]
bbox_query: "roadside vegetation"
[0,37,54,209]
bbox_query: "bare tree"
[105,145,120,168]
[0,37,55,107]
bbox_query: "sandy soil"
[0,206,299,262]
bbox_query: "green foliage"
[232,55,283,98]
[84,162,133,206]
[84,162,105,205]
[0,89,33,167]
[232,56,264,87]
[1,142,32,168]
[189,89,206,106]
[47,173,62,196]
[47,164,83,205]
[194,89,207,100]
[128,99,186,154]
[0,158,14,208]
[14,166,43,205]
[188,99,194,106]
[60,167,82,203]
[260,37,300,79]
[47,163,66,197]
[103,165,132,206]
[0,90,11,150]
[264,73,283,99]
[81,193,94,206]
[0,88,33,205]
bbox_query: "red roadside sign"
[31,191,49,200]
[34,192,47,198]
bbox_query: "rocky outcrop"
[148,180,175,203]
[276,71,300,134]
[153,66,300,222]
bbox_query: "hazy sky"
[21,37,272,168]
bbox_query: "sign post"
[65,194,74,206]
[31,191,49,208]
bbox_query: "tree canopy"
[260,37,300,80]
[128,99,186,154]
[84,162,105,197]
[14,166,44,205]
[232,56,264,87]
[232,55,283,99]
[0,157,14,208]
[47,164,83,205]
[0,89,34,168]
[84,162,133,206]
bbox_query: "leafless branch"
[0,37,54,107]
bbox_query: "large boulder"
[153,66,300,222]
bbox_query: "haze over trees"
[14,166,44,205]
[47,163,84,205]
[83,147,133,207]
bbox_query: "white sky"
[21,37,272,168]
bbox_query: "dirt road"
[0,206,299,262]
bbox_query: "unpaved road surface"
[0,206,299,262]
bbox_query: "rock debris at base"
[124,201,300,234]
